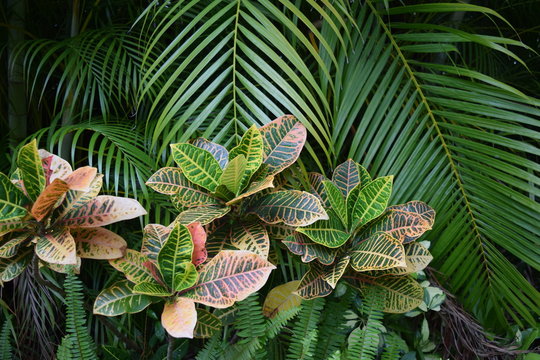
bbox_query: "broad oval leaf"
[229,125,263,174]
[109,250,154,284]
[162,297,197,338]
[231,223,270,259]
[146,167,185,195]
[263,280,302,317]
[322,256,350,288]
[282,233,337,265]
[247,190,328,226]
[332,159,361,196]
[132,282,172,297]
[296,209,350,248]
[350,176,393,229]
[350,232,406,272]
[0,249,32,283]
[365,242,433,277]
[31,178,70,221]
[174,262,198,291]
[57,174,103,218]
[170,143,223,192]
[225,175,274,205]
[0,233,30,258]
[0,174,29,236]
[219,154,248,195]
[39,150,73,184]
[308,172,330,208]
[141,224,171,261]
[60,195,146,227]
[72,227,127,260]
[182,250,275,308]
[259,115,307,176]
[158,223,194,290]
[172,206,230,226]
[192,138,229,169]
[35,227,77,265]
[194,309,222,338]
[371,276,424,313]
[322,180,347,227]
[187,222,207,266]
[63,166,97,191]
[380,201,436,243]
[93,280,154,316]
[295,264,333,299]
[45,256,81,275]
[265,224,295,241]
[17,139,46,201]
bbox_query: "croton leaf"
[0,173,29,236]
[0,249,32,283]
[219,154,248,195]
[264,224,295,241]
[282,233,337,265]
[259,115,307,176]
[322,256,350,288]
[365,242,433,277]
[31,178,70,221]
[172,183,223,208]
[350,176,393,229]
[60,195,146,227]
[162,297,197,338]
[132,282,172,297]
[322,180,347,227]
[0,233,29,258]
[174,262,198,291]
[172,206,230,226]
[45,256,81,275]
[308,172,330,208]
[192,138,229,169]
[72,227,127,260]
[381,201,435,243]
[229,125,263,174]
[332,159,361,197]
[350,232,406,272]
[57,174,103,218]
[205,225,236,259]
[262,280,302,317]
[146,167,185,195]
[182,250,275,308]
[231,223,270,259]
[171,143,223,192]
[225,175,274,205]
[295,264,333,299]
[247,190,328,226]
[93,280,154,316]
[296,209,350,248]
[17,139,46,201]
[39,150,73,184]
[141,224,171,262]
[158,223,194,290]
[63,166,97,191]
[187,222,207,266]
[109,250,155,284]
[35,227,77,265]
[194,309,222,338]
[367,276,424,313]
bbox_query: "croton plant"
[0,140,146,282]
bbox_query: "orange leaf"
[72,227,127,259]
[63,166,98,191]
[39,150,73,184]
[161,297,197,338]
[187,222,207,266]
[31,179,70,221]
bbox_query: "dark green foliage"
[286,298,325,360]
[0,315,12,360]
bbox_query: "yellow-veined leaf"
[182,250,275,308]
[72,227,127,259]
[0,248,32,283]
[296,209,350,248]
[231,223,270,259]
[31,178,70,221]
[158,223,194,290]
[162,297,197,338]
[57,174,103,218]
[263,280,302,317]
[171,206,230,226]
[225,175,274,205]
[63,166,97,191]
[170,143,223,192]
[259,115,307,176]
[295,264,333,299]
[174,262,198,291]
[247,190,328,226]
[365,242,433,277]
[368,276,424,313]
[109,249,154,284]
[0,232,30,258]
[60,195,146,227]
[39,150,73,184]
[93,280,155,316]
[132,282,172,296]
[192,138,229,169]
[194,309,222,338]
[282,233,337,265]
[322,256,350,288]
[0,173,29,236]
[219,155,248,195]
[17,139,46,201]
[45,256,81,274]
[332,159,367,196]
[265,223,295,240]
[350,232,406,272]
[187,222,207,266]
[35,227,77,265]
[146,167,184,195]
[322,180,347,226]
[229,125,263,175]
[372,201,435,243]
[141,224,171,262]
[308,172,330,208]
[350,176,393,229]
[205,225,236,259]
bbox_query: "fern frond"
[286,297,325,360]
[195,333,226,360]
[0,315,12,360]
[380,333,407,360]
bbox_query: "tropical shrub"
[0,140,146,281]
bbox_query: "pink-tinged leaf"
[142,261,165,284]
[259,115,307,176]
[230,223,270,259]
[141,224,171,262]
[71,227,127,260]
[282,233,337,265]
[60,195,147,227]
[182,250,275,308]
[39,150,73,184]
[295,263,333,299]
[109,250,154,284]
[45,256,81,274]
[57,174,103,218]
[31,178,70,221]
[161,297,197,338]
[63,166,97,191]
[35,228,77,265]
[187,222,207,266]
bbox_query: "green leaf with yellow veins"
[158,223,194,290]
[229,125,263,174]
[171,143,223,192]
[296,209,350,248]
[17,139,46,201]
[322,180,347,227]
[0,173,29,236]
[132,282,172,297]
[219,155,247,195]
[350,232,405,272]
[350,176,393,229]
[93,280,155,316]
[192,138,229,169]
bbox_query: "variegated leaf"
[182,250,275,308]
[219,155,247,195]
[259,115,307,176]
[282,233,337,265]
[295,264,333,299]
[247,190,328,226]
[370,276,424,313]
[158,223,194,290]
[229,125,263,174]
[60,195,146,227]
[0,249,32,283]
[0,232,30,258]
[296,209,350,248]
[194,309,222,338]
[364,242,433,277]
[322,180,347,227]
[350,232,406,272]
[187,222,207,266]
[265,224,295,241]
[162,297,197,338]
[35,227,77,265]
[63,166,97,191]
[72,227,127,260]
[322,256,350,288]
[133,282,172,296]
[17,139,46,201]
[378,201,436,243]
[174,262,198,291]
[45,256,81,274]
[93,280,154,316]
[332,160,360,196]
[39,150,73,184]
[308,172,330,208]
[143,260,164,284]
[171,206,230,226]
[205,225,236,259]
[225,175,274,205]
[146,167,185,195]
[31,178,70,221]
[109,250,154,284]
[262,280,302,317]
[0,173,29,236]
[57,174,103,218]
[172,182,222,208]
[192,138,229,169]
[141,224,171,262]
[350,176,393,229]
[231,223,270,258]
[171,143,223,192]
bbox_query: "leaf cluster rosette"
[0,140,146,282]
[282,159,436,313]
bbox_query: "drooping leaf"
[31,178,70,221]
[0,232,30,258]
[60,195,146,227]
[45,256,81,275]
[161,297,197,338]
[158,223,194,290]
[57,174,103,218]
[332,159,361,196]
[0,249,32,283]
[187,222,207,266]
[174,262,198,291]
[259,115,307,175]
[350,176,393,229]
[350,232,406,272]
[0,174,29,236]
[146,167,185,195]
[376,201,436,243]
[219,155,248,195]
[172,206,230,226]
[262,280,303,317]
[264,223,295,241]
[369,276,424,313]
[282,233,337,265]
[308,172,330,208]
[63,166,97,191]
[182,250,275,308]
[296,209,350,248]
[366,242,433,277]
[322,256,350,288]
[39,150,73,184]
[170,143,223,192]
[194,309,222,338]
[230,223,270,258]
[322,180,347,227]
[171,180,223,208]
[72,227,127,260]
[229,125,263,175]
[132,282,172,297]
[93,280,154,316]
[109,250,154,284]
[247,190,328,226]
[192,138,229,169]
[295,264,333,299]
[225,175,274,205]
[17,139,46,201]
[35,227,77,265]
[141,224,171,262]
